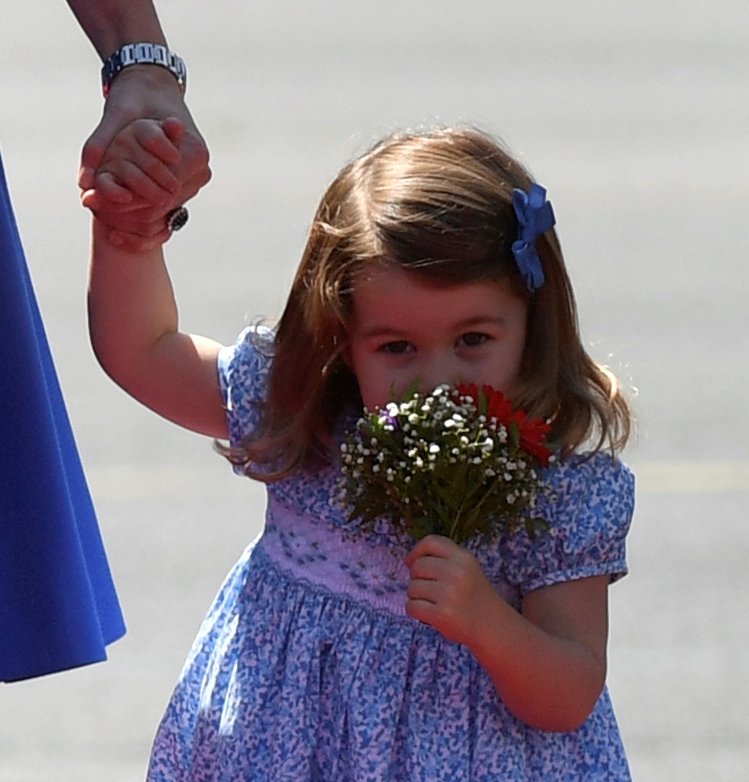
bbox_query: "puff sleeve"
[501,452,635,595]
[216,325,274,449]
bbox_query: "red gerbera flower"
[455,384,553,466]
[512,409,553,466]
[483,385,515,426]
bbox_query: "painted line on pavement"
[83,461,749,500]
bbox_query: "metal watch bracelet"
[101,42,187,98]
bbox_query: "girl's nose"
[418,355,463,394]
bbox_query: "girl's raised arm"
[88,219,227,439]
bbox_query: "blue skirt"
[0,151,125,682]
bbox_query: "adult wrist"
[101,42,186,98]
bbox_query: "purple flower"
[378,411,399,430]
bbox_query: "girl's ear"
[340,340,354,370]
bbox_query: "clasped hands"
[80,66,211,252]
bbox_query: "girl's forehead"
[350,266,525,332]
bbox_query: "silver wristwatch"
[101,42,187,98]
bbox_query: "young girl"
[87,125,634,781]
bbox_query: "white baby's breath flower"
[339,384,552,544]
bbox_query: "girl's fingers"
[161,116,186,147]
[406,575,444,604]
[99,158,177,205]
[408,554,448,582]
[92,171,133,204]
[405,596,447,631]
[85,120,208,214]
[405,534,456,568]
[134,120,181,167]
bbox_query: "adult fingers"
[79,105,129,192]
[82,188,172,217]
[105,227,173,253]
[171,166,212,211]
[96,211,173,238]
[85,195,173,237]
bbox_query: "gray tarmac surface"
[1,1,749,779]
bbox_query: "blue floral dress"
[147,327,635,781]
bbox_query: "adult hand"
[83,117,187,249]
[80,65,211,251]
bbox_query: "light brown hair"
[226,127,631,480]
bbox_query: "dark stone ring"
[166,206,189,232]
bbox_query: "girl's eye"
[380,340,413,355]
[459,332,489,348]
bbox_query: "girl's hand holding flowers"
[406,535,500,646]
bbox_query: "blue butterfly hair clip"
[511,184,556,292]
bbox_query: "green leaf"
[477,386,489,417]
[508,420,520,450]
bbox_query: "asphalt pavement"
[1,2,748,779]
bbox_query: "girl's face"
[346,266,528,411]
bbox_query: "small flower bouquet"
[338,384,556,544]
